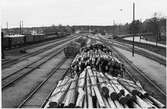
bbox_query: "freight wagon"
[25,35,34,44]
[44,43,165,108]
[2,37,10,49]
[2,32,70,49]
[3,35,24,48]
[10,36,24,47]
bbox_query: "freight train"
[45,43,165,108]
[2,32,70,49]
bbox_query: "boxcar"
[2,37,10,49]
[33,35,40,42]
[46,35,57,40]
[39,35,44,41]
[11,36,24,46]
[25,35,34,43]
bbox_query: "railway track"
[2,36,80,89]
[115,38,166,57]
[17,58,68,108]
[111,46,166,104]
[98,36,166,105]
[2,47,64,89]
[109,40,166,66]
[2,35,78,68]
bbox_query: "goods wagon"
[44,43,165,108]
[33,35,41,42]
[64,41,81,58]
[39,35,45,41]
[46,35,58,40]
[2,37,10,49]
[25,35,34,43]
[2,32,71,49]
[10,36,24,47]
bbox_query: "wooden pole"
[49,77,72,107]
[1,32,5,59]
[86,73,93,108]
[91,84,97,107]
[135,96,152,108]
[64,75,78,107]
[87,66,106,108]
[105,73,134,105]
[75,69,86,107]
[147,96,165,108]
[103,97,110,108]
[83,95,87,108]
[132,2,135,56]
[114,100,124,108]
[107,97,116,108]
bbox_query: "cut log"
[48,77,71,108]
[83,95,87,108]
[107,97,116,108]
[91,86,97,108]
[99,72,118,98]
[64,41,81,58]
[64,75,78,107]
[50,79,72,106]
[103,97,110,108]
[87,66,106,108]
[132,102,141,108]
[147,96,165,108]
[105,73,134,105]
[143,98,157,108]
[75,69,86,107]
[86,73,93,108]
[96,72,109,98]
[135,96,153,108]
[114,100,124,108]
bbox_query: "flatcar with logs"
[44,43,165,108]
[2,32,70,49]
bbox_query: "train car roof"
[5,34,24,38]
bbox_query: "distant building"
[31,29,44,35]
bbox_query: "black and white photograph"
[1,0,166,108]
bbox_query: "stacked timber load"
[70,43,124,77]
[44,67,165,108]
[75,37,88,47]
[45,43,165,108]
[64,41,81,58]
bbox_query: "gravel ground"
[115,38,166,57]
[114,47,166,92]
[2,43,65,78]
[2,52,65,108]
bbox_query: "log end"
[110,92,118,100]
[48,102,58,108]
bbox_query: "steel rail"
[2,35,81,89]
[99,37,166,97]
[2,35,78,68]
[2,47,64,89]
[17,58,67,108]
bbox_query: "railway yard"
[2,33,166,108]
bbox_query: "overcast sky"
[1,0,167,28]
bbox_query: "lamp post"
[119,9,123,35]
[132,2,135,56]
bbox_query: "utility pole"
[22,20,23,34]
[1,32,5,59]
[132,2,135,56]
[119,9,123,35]
[6,22,8,29]
[6,22,8,34]
[20,20,22,34]
[113,20,115,36]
